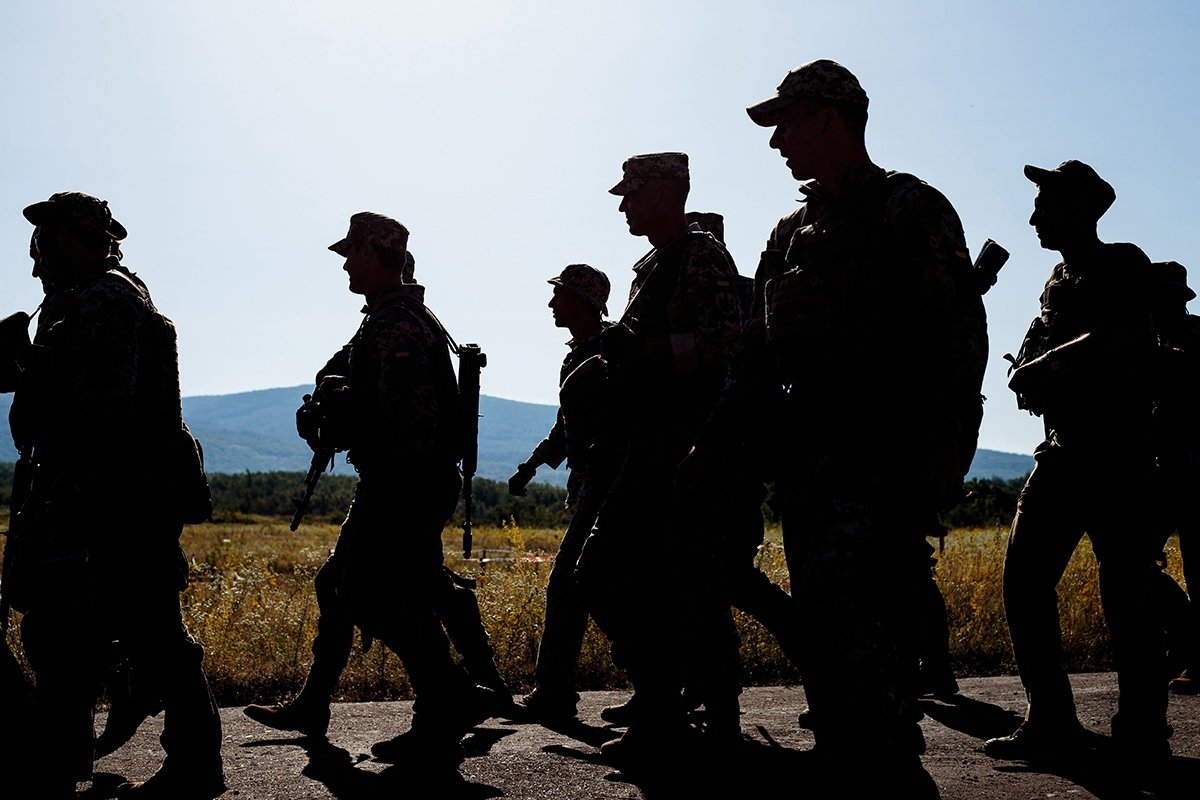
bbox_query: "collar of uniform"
[566,319,612,349]
[797,160,885,203]
[363,282,425,313]
[632,222,698,276]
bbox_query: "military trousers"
[1003,441,1169,746]
[779,488,928,760]
[326,467,478,730]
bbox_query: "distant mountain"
[0,390,1032,484]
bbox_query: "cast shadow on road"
[543,730,939,798]
[237,727,513,800]
[920,695,1200,799]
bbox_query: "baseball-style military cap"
[329,212,409,257]
[747,59,869,127]
[1024,160,1116,220]
[609,152,689,195]
[23,191,128,240]
[549,263,610,316]
[686,211,725,244]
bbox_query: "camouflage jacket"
[12,266,183,501]
[1013,243,1156,450]
[324,283,461,475]
[615,224,743,456]
[721,162,987,505]
[528,321,614,471]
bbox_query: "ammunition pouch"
[167,423,213,525]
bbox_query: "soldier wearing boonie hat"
[23,190,129,241]
[328,211,409,259]
[548,263,610,316]
[510,261,615,722]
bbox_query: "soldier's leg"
[528,490,601,709]
[242,547,350,737]
[917,545,958,698]
[437,569,510,697]
[115,541,223,786]
[1090,507,1171,761]
[1001,460,1086,730]
[784,500,927,761]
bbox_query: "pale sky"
[3,1,1198,457]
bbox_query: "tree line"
[0,463,1026,531]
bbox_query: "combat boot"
[983,721,1099,763]
[116,765,227,799]
[600,693,641,727]
[1168,668,1197,694]
[516,687,580,724]
[242,697,331,738]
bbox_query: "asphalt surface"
[86,673,1200,799]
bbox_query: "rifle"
[290,448,335,532]
[456,343,486,558]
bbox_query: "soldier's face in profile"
[618,183,658,237]
[549,284,593,330]
[1029,188,1078,252]
[342,239,389,295]
[769,102,826,181]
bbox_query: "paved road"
[88,673,1200,799]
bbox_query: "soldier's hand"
[296,394,323,448]
[508,462,537,496]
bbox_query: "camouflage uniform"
[516,264,615,712]
[577,153,744,736]
[999,162,1168,757]
[9,193,223,795]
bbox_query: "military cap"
[23,191,128,240]
[549,263,610,316]
[329,212,409,258]
[747,59,869,127]
[609,152,689,195]
[1151,260,1197,303]
[686,211,725,244]
[1024,160,1116,221]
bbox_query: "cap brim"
[609,178,641,196]
[746,95,795,127]
[1023,164,1056,185]
[328,238,351,256]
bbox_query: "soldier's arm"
[670,241,743,376]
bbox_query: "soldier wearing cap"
[5,192,225,799]
[986,161,1170,773]
[695,59,989,792]
[242,212,501,769]
[572,152,744,766]
[508,264,614,722]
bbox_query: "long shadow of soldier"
[233,728,510,800]
[543,729,937,799]
[920,696,1200,798]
